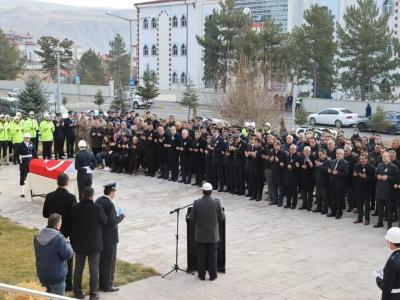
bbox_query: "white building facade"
[135,0,219,91]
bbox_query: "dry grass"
[0,217,158,297]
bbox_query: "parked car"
[130,93,155,109]
[7,88,21,97]
[295,127,338,140]
[308,108,358,128]
[357,111,400,135]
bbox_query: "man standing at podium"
[189,182,225,281]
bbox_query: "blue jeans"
[47,280,66,296]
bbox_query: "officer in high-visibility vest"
[10,116,24,164]
[24,111,39,150]
[0,114,9,165]
[39,113,55,159]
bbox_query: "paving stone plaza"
[0,165,390,299]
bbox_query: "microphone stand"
[162,203,194,278]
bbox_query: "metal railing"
[0,283,75,300]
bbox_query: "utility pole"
[292,74,298,128]
[56,46,61,114]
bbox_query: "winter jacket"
[34,227,73,285]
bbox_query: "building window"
[172,16,178,28]
[151,45,157,56]
[143,18,148,29]
[181,72,186,84]
[172,44,178,56]
[384,0,394,15]
[151,17,157,28]
[181,15,186,27]
[172,72,178,83]
[181,44,187,56]
[143,45,149,56]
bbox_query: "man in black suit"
[43,174,77,291]
[328,149,349,219]
[75,140,97,200]
[64,111,76,158]
[71,187,107,300]
[15,133,37,197]
[189,183,225,281]
[95,183,125,292]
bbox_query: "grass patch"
[0,216,158,295]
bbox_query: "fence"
[0,283,75,300]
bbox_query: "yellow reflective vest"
[23,118,39,138]
[10,121,24,144]
[0,121,9,141]
[39,120,55,142]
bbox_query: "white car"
[308,108,358,128]
[7,88,21,97]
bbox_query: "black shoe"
[184,181,191,185]
[157,175,164,179]
[298,206,306,210]
[284,205,290,208]
[74,292,86,299]
[291,205,296,209]
[191,183,198,186]
[277,203,283,207]
[354,219,362,224]
[198,276,205,281]
[326,214,335,217]
[209,276,217,281]
[116,170,122,174]
[218,188,223,192]
[250,197,256,201]
[102,287,119,292]
[256,198,262,202]
[312,209,321,213]
[89,294,100,300]
[335,215,342,219]
[373,223,383,228]
[372,212,378,216]
[245,193,252,197]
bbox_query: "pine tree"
[293,5,336,98]
[17,75,47,115]
[107,34,130,88]
[337,0,399,101]
[180,79,199,121]
[78,49,106,85]
[369,106,390,132]
[35,36,73,81]
[110,87,128,114]
[295,105,309,126]
[94,90,105,111]
[137,64,159,108]
[0,29,25,80]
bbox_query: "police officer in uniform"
[75,140,96,200]
[96,183,125,292]
[15,133,36,197]
[189,183,225,281]
[376,227,400,300]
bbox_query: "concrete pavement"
[0,164,390,300]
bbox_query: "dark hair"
[57,173,69,187]
[319,149,327,155]
[203,190,212,196]
[83,187,94,199]
[395,243,400,248]
[104,188,113,196]
[48,213,62,228]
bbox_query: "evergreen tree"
[295,105,309,126]
[107,34,130,88]
[292,5,336,98]
[337,0,399,101]
[78,49,106,85]
[17,75,47,115]
[94,90,105,111]
[369,106,390,132]
[137,64,159,108]
[110,87,128,114]
[180,79,199,121]
[35,36,73,81]
[62,96,68,105]
[0,29,25,80]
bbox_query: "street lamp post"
[56,46,61,114]
[106,12,135,83]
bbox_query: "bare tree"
[214,56,286,129]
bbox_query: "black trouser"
[74,253,99,296]
[285,185,298,207]
[233,162,245,194]
[66,258,73,290]
[316,186,330,213]
[357,194,371,221]
[42,141,52,159]
[331,187,345,217]
[0,141,7,159]
[270,182,283,204]
[377,198,392,227]
[92,147,101,157]
[159,160,169,178]
[54,138,65,159]
[66,137,75,157]
[253,172,264,200]
[302,186,314,210]
[111,153,120,171]
[193,157,205,186]
[211,156,224,190]
[99,244,117,290]
[345,186,355,210]
[77,174,92,200]
[145,148,157,175]
[169,152,179,180]
[120,154,132,173]
[10,142,15,162]
[180,154,192,183]
[19,160,30,185]
[31,136,38,151]
[196,242,218,280]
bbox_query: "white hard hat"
[23,133,31,138]
[202,182,213,191]
[385,227,400,244]
[44,113,50,119]
[264,122,271,127]
[250,122,256,128]
[78,140,87,148]
[244,122,250,127]
[29,111,35,115]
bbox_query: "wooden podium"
[185,207,226,273]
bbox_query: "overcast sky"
[38,0,141,9]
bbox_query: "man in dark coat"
[270,140,287,206]
[43,174,77,291]
[299,146,316,211]
[15,132,37,197]
[90,119,105,157]
[95,183,125,292]
[328,149,349,219]
[314,149,331,214]
[284,144,301,209]
[189,183,225,281]
[53,114,65,160]
[64,111,76,158]
[71,187,107,300]
[75,140,97,200]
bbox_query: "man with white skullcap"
[189,182,225,281]
[15,132,37,197]
[74,140,96,200]
[376,227,400,300]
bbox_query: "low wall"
[302,98,400,116]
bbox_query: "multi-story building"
[135,0,219,91]
[5,30,39,63]
[235,0,289,31]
